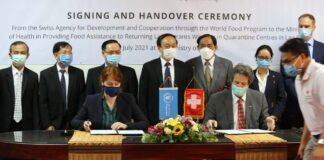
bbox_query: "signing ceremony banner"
[0,0,323,65]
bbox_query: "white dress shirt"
[201,56,215,77]
[232,93,247,130]
[160,57,175,87]
[295,60,324,135]
[306,38,314,59]
[12,66,24,122]
[255,69,269,93]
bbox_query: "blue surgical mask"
[103,86,121,97]
[59,54,73,66]
[12,54,27,67]
[298,28,312,40]
[256,59,271,68]
[283,56,302,77]
[106,54,121,65]
[231,84,247,97]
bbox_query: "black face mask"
[103,86,121,97]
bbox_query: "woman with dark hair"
[249,45,286,125]
[71,66,149,131]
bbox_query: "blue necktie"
[164,62,172,87]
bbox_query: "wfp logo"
[163,93,173,104]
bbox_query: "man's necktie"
[238,97,246,129]
[164,62,172,87]
[13,72,22,122]
[60,69,67,110]
[204,61,212,91]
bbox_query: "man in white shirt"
[0,41,39,132]
[280,38,324,160]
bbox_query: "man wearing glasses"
[280,38,324,160]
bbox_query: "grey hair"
[232,63,254,84]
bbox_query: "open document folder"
[90,130,144,135]
[215,129,275,135]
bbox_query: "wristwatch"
[318,139,324,144]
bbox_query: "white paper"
[215,129,275,135]
[215,130,250,135]
[240,129,275,134]
[117,130,144,135]
[90,130,118,135]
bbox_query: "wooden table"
[0,130,300,160]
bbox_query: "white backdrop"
[1,0,323,66]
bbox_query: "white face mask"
[298,28,312,40]
[199,47,215,60]
[162,48,177,61]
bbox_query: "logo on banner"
[159,88,178,121]
[184,89,204,119]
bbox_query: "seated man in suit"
[0,41,39,132]
[139,33,191,125]
[71,66,149,131]
[204,64,275,130]
[280,13,324,129]
[186,34,233,103]
[39,42,85,130]
[249,45,286,124]
[85,39,138,100]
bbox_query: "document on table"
[90,130,144,135]
[117,130,145,135]
[215,129,275,135]
[90,130,118,135]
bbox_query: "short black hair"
[255,45,273,58]
[101,39,121,51]
[53,41,72,54]
[279,38,309,57]
[197,34,217,46]
[156,33,178,47]
[9,41,29,53]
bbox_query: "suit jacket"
[139,58,191,125]
[249,70,286,118]
[39,64,85,129]
[313,40,324,64]
[279,40,324,128]
[185,55,233,103]
[203,89,269,129]
[0,66,39,132]
[85,64,138,100]
[71,93,149,130]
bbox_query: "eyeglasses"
[281,56,299,65]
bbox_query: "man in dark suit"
[0,41,39,132]
[204,64,275,130]
[139,33,190,125]
[280,13,324,129]
[39,42,85,130]
[186,34,233,103]
[85,40,138,100]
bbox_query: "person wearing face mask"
[280,38,324,160]
[39,41,85,131]
[0,41,39,132]
[280,14,324,130]
[203,64,275,131]
[186,34,233,104]
[249,45,286,126]
[139,33,191,125]
[85,40,138,101]
[71,66,149,131]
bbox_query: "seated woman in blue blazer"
[71,66,149,131]
[249,45,286,124]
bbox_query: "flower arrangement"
[142,116,218,143]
